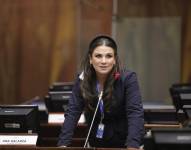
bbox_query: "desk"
[38,123,88,147]
[39,123,87,138]
[38,122,182,147]
[0,147,126,150]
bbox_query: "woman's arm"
[57,79,84,146]
[124,72,144,148]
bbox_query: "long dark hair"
[80,35,121,110]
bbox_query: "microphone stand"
[83,91,103,148]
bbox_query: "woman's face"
[90,45,116,77]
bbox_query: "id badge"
[96,123,105,138]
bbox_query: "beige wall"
[0,0,191,104]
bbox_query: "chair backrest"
[169,83,191,111]
[45,82,74,112]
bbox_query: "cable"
[83,91,103,148]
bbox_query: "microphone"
[83,91,103,148]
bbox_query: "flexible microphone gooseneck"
[83,91,103,148]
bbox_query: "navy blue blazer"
[57,71,144,148]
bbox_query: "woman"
[57,35,144,150]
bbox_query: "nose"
[101,57,106,63]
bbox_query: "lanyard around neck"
[96,82,104,122]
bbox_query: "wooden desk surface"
[0,147,126,150]
[144,123,182,128]
[38,122,182,147]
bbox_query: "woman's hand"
[59,145,67,147]
[127,148,142,150]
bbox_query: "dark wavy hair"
[80,35,121,111]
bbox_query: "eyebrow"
[93,52,114,55]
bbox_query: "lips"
[100,65,107,68]
[99,66,107,69]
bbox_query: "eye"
[106,54,114,58]
[95,54,102,58]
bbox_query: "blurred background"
[0,0,190,105]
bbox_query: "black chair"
[45,82,73,112]
[169,83,191,125]
[49,82,73,92]
[144,128,191,150]
[170,83,191,111]
[144,108,186,124]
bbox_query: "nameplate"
[48,113,65,123]
[0,134,38,145]
[48,113,86,124]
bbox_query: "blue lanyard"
[96,82,104,122]
[99,99,104,114]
